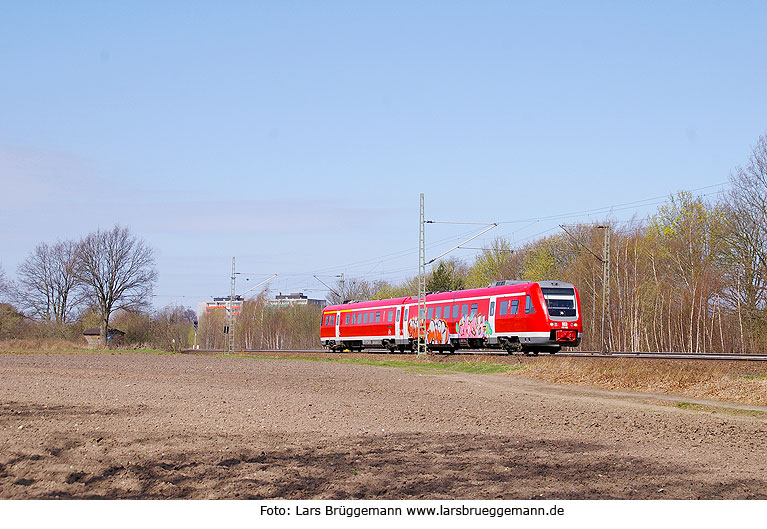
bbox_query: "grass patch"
[0,338,90,353]
[226,354,522,375]
[673,400,767,417]
[731,373,767,381]
[0,341,176,356]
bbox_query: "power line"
[206,182,730,297]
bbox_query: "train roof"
[323,297,410,312]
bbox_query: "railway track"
[183,348,767,362]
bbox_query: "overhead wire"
[218,181,729,297]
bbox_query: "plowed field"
[1,352,766,499]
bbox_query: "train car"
[320,280,582,355]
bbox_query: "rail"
[180,348,767,361]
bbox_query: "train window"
[452,304,459,319]
[345,314,349,325]
[489,302,495,317]
[427,307,433,319]
[499,300,507,316]
[435,306,442,319]
[375,311,381,323]
[542,287,577,317]
[387,310,393,322]
[461,304,468,317]
[363,313,368,324]
[510,299,519,315]
[396,309,400,322]
[331,315,335,326]
[470,303,478,317]
[525,295,535,314]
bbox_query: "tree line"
[3,132,766,353]
[0,225,157,347]
[196,294,322,350]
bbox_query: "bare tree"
[198,310,226,349]
[77,225,157,347]
[151,306,195,352]
[111,309,153,346]
[720,132,767,350]
[427,258,467,292]
[325,277,377,305]
[0,264,8,301]
[15,240,84,324]
[466,238,519,287]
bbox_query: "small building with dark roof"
[83,328,125,348]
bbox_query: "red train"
[320,280,582,354]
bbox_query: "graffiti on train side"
[407,318,420,340]
[457,314,493,339]
[407,318,450,345]
[427,319,449,344]
[406,315,493,343]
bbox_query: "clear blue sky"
[1,1,766,308]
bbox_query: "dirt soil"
[1,352,766,499]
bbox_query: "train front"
[538,281,582,350]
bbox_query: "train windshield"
[541,287,577,317]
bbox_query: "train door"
[395,308,401,340]
[335,311,341,341]
[400,306,410,342]
[488,296,498,345]
[489,296,497,332]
